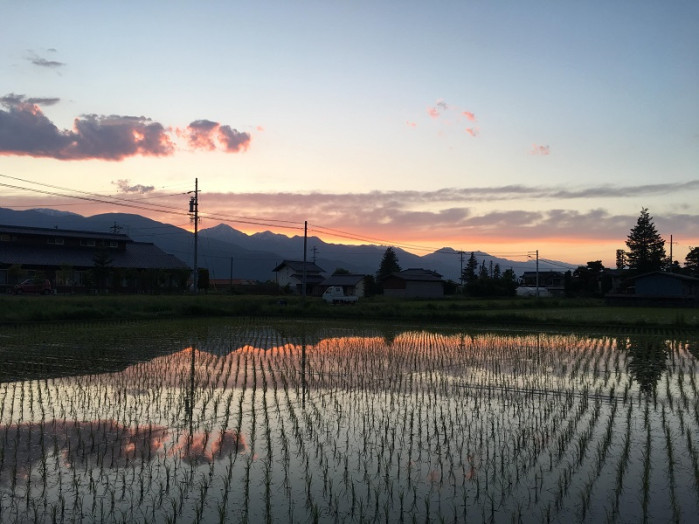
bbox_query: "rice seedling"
[0,319,697,521]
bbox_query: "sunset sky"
[1,1,698,267]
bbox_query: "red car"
[13,279,53,295]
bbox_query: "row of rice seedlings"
[292,330,696,520]
[1,321,698,521]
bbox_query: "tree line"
[560,208,698,298]
[368,208,699,299]
[368,246,517,297]
[621,207,698,275]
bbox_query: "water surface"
[1,320,698,522]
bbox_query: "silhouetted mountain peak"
[0,207,576,281]
[32,208,82,218]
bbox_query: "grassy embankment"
[1,293,697,329]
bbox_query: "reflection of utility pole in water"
[184,345,196,452]
[301,332,307,408]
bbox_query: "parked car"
[13,279,53,295]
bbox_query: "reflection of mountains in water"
[0,324,386,383]
[3,324,695,394]
[198,324,394,355]
[0,419,246,488]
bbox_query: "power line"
[0,181,188,218]
[309,224,440,253]
[539,258,576,270]
[2,173,563,262]
[200,212,303,232]
[0,174,187,214]
[0,175,304,234]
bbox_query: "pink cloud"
[406,121,417,127]
[424,100,478,134]
[531,144,550,155]
[180,120,251,153]
[0,94,250,160]
[217,125,251,153]
[183,120,251,153]
[112,179,155,194]
[5,184,699,267]
[427,99,449,118]
[427,106,441,119]
[185,120,219,151]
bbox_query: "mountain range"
[0,207,576,282]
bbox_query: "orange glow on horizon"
[213,223,699,267]
[3,194,697,269]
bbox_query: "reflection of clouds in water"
[170,429,246,465]
[0,420,246,486]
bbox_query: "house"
[321,273,366,298]
[382,268,444,298]
[0,224,190,293]
[520,271,565,296]
[606,271,699,306]
[272,260,326,295]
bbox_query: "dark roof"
[322,274,365,286]
[272,260,326,273]
[301,274,326,284]
[389,268,443,282]
[0,224,130,242]
[629,271,699,283]
[0,242,188,270]
[113,243,189,269]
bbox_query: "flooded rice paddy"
[1,319,698,523]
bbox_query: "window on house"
[80,239,96,247]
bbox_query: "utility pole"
[311,246,318,263]
[528,250,539,296]
[670,234,673,270]
[302,221,308,300]
[459,251,464,287]
[669,235,677,271]
[188,178,199,294]
[535,250,539,297]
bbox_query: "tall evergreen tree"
[625,208,666,273]
[500,269,518,296]
[376,247,401,282]
[493,263,502,280]
[462,252,478,285]
[685,246,699,276]
[478,260,488,280]
[92,248,113,292]
[571,261,606,297]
